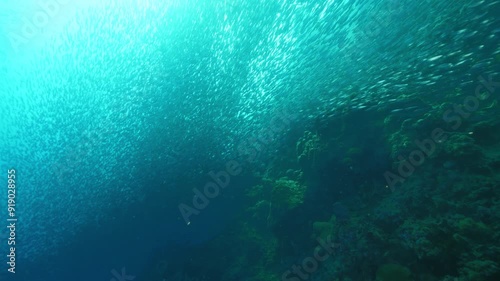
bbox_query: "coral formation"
[296,130,324,168]
[143,100,500,281]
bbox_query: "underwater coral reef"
[140,102,500,281]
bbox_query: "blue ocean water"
[0,0,499,280]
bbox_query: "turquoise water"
[0,0,499,280]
